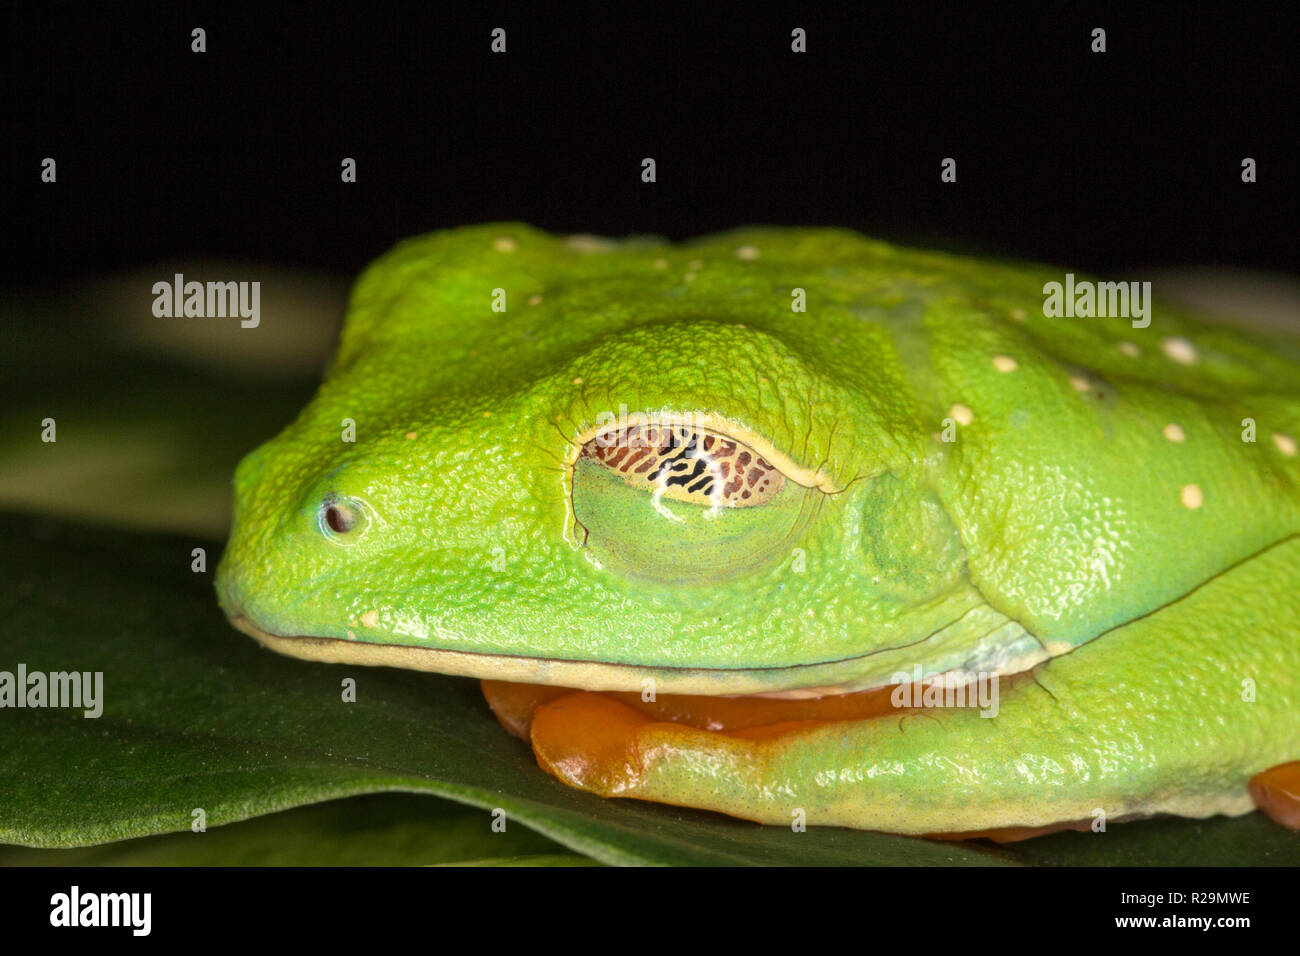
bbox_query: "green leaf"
[2,513,1297,865]
[0,793,585,866]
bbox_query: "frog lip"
[227,612,833,696]
[224,609,1053,699]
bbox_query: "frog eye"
[318,495,369,542]
[580,424,785,507]
[572,422,816,585]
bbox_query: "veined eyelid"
[580,422,787,508]
[569,411,839,493]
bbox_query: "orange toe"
[1249,761,1300,829]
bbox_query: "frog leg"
[529,536,1300,834]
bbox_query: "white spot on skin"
[404,431,418,440]
[735,245,760,260]
[564,235,615,253]
[571,376,584,385]
[1181,484,1203,509]
[360,610,379,628]
[949,403,973,426]
[1273,433,1298,456]
[1163,423,1186,443]
[1008,308,1026,322]
[992,355,1018,373]
[1069,376,1091,392]
[527,295,542,306]
[346,630,356,640]
[1162,337,1199,365]
[1118,341,1141,357]
[492,236,517,253]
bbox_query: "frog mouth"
[228,611,915,697]
[229,612,790,695]
[226,598,1054,699]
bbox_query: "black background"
[5,3,1297,284]
[0,864,1286,937]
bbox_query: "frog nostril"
[325,504,353,533]
[319,496,363,536]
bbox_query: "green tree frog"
[217,224,1300,839]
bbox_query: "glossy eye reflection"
[318,495,369,542]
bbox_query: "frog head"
[217,224,1299,696]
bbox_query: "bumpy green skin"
[218,224,1300,832]
[606,538,1300,831]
